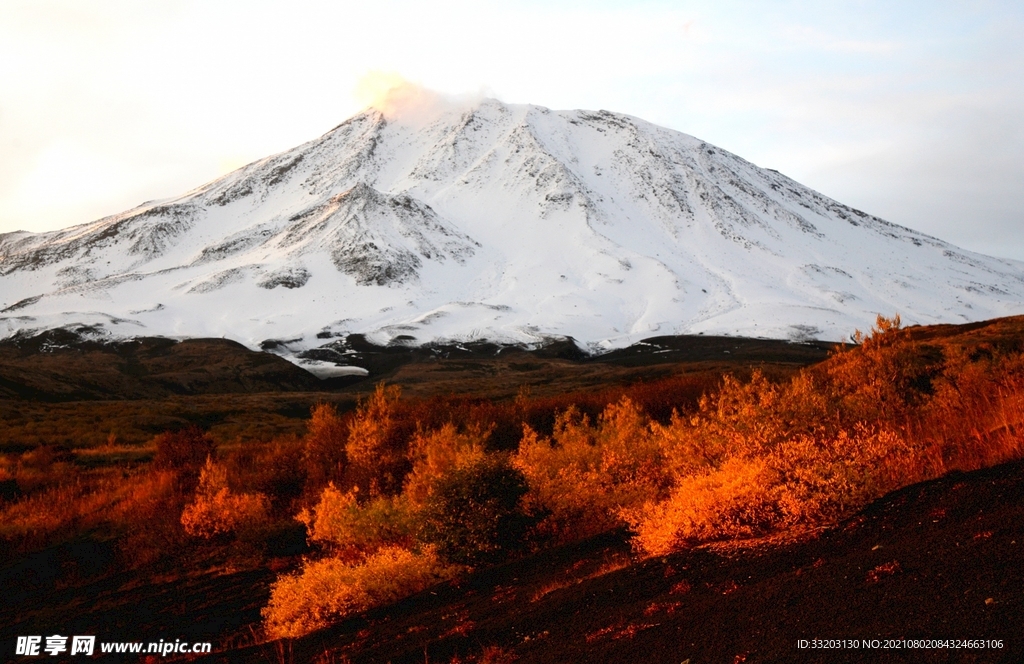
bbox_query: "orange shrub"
[303,402,348,494]
[624,315,1024,556]
[403,422,490,507]
[181,458,270,539]
[299,483,413,558]
[918,347,1024,470]
[823,314,925,425]
[627,424,918,555]
[669,373,787,466]
[513,399,667,542]
[262,545,454,639]
[343,383,407,495]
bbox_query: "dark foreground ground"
[188,457,1024,664]
[2,456,1020,664]
[2,322,1023,663]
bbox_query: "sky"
[1,0,1022,261]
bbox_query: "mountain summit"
[3,96,1023,363]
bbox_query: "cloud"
[353,71,446,120]
[352,71,490,127]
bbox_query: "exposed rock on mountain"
[3,97,1023,364]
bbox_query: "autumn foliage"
[627,315,1024,554]
[180,458,270,539]
[260,315,1024,637]
[513,401,666,542]
[4,315,1024,642]
[262,545,453,639]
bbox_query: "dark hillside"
[2,456,1020,663]
[2,316,1023,664]
[175,456,1023,664]
[0,330,324,400]
[0,328,833,402]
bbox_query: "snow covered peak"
[2,97,1024,361]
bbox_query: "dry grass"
[0,467,180,555]
[530,552,632,602]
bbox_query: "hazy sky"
[2,0,1022,260]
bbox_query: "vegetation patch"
[3,315,1024,657]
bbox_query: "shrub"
[619,318,965,557]
[624,456,775,556]
[262,545,454,639]
[404,422,490,506]
[344,383,406,495]
[303,403,348,494]
[920,347,1024,470]
[418,454,531,565]
[181,458,270,539]
[300,483,414,558]
[626,424,917,555]
[824,314,924,424]
[513,400,666,542]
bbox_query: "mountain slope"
[2,97,1023,365]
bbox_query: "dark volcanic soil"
[0,330,831,449]
[0,329,833,402]
[2,320,1022,663]
[131,457,1024,664]
[0,330,325,400]
[0,548,277,659]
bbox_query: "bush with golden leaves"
[623,319,952,556]
[345,383,406,495]
[921,346,1024,470]
[303,402,348,494]
[626,424,916,555]
[300,483,414,558]
[513,399,667,541]
[181,458,270,539]
[823,314,923,424]
[651,372,789,479]
[262,545,454,639]
[404,422,490,507]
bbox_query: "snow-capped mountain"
[3,96,1024,367]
